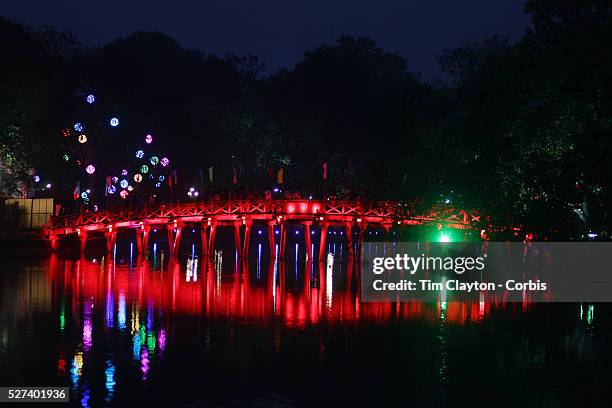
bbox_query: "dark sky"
[2,0,531,80]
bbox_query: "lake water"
[0,236,610,407]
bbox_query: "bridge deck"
[49,199,483,236]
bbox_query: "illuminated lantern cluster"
[187,187,199,198]
[62,94,172,206]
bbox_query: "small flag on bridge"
[73,181,80,200]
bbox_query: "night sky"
[2,0,531,80]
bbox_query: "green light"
[59,311,65,332]
[140,164,149,174]
[147,332,156,352]
[439,233,450,242]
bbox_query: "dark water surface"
[1,238,611,407]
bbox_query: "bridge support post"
[318,223,329,263]
[142,225,150,255]
[303,222,312,261]
[346,222,354,258]
[357,223,367,261]
[208,223,217,255]
[234,223,242,258]
[135,229,143,255]
[50,234,60,251]
[173,226,183,256]
[243,220,252,258]
[79,231,88,255]
[279,223,287,261]
[166,225,175,254]
[267,222,276,257]
[201,224,208,257]
[104,230,117,254]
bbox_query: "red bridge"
[48,199,485,258]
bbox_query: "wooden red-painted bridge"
[48,199,486,258]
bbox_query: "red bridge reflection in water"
[49,248,518,330]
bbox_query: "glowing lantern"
[134,173,143,183]
[127,185,134,191]
[140,165,149,174]
[74,122,83,132]
[62,154,69,161]
[121,169,128,176]
[145,134,153,144]
[62,128,70,137]
[150,156,159,165]
[136,150,144,159]
[160,157,169,167]
[86,94,95,104]
[78,134,88,143]
[120,190,128,199]
[112,176,118,183]
[158,175,165,181]
[81,192,88,199]
[108,185,116,194]
[33,175,40,183]
[110,117,119,127]
[86,165,96,174]
[155,182,161,188]
[120,179,128,188]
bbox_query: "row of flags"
[73,163,332,199]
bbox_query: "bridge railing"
[50,200,482,231]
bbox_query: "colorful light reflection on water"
[0,240,610,407]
